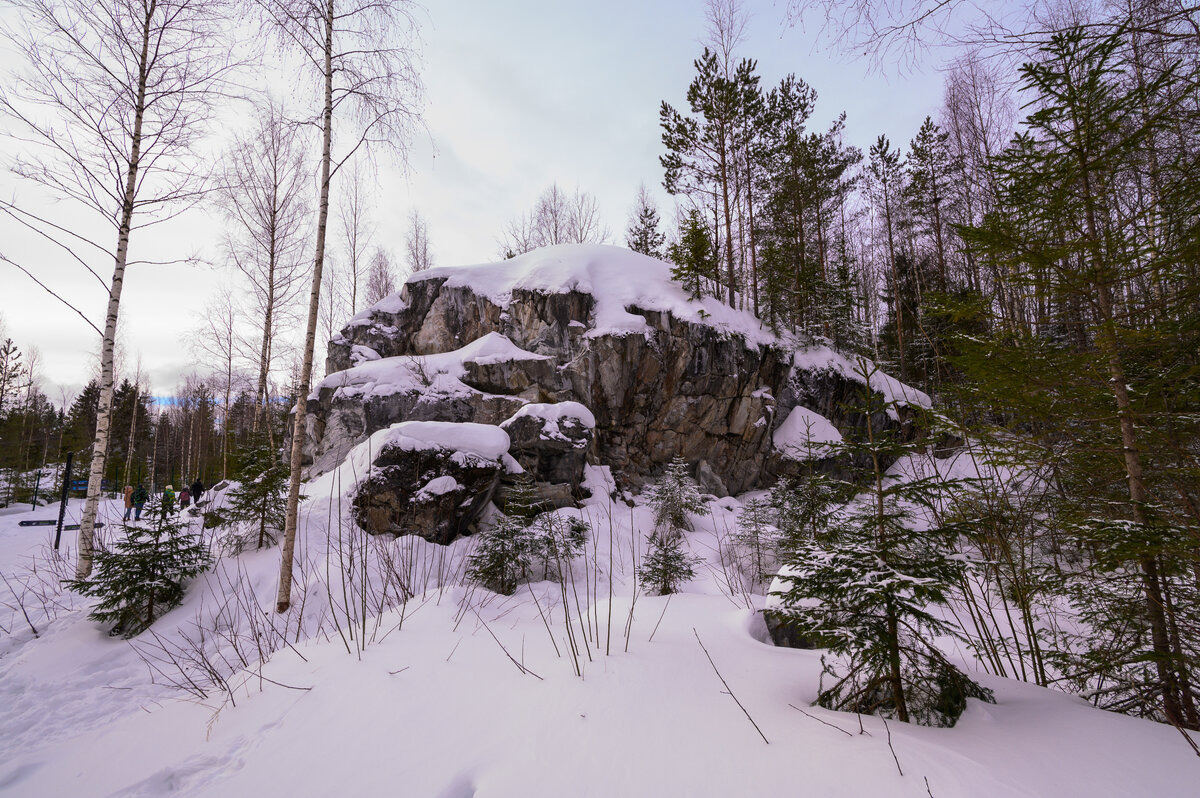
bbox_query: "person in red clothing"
[179,487,191,509]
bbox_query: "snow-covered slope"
[1,466,1196,798]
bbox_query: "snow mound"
[324,420,511,499]
[502,400,596,434]
[410,243,777,345]
[773,406,843,460]
[415,475,462,501]
[370,420,510,461]
[346,292,408,326]
[313,332,548,401]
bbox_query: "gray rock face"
[694,459,729,498]
[310,252,923,501]
[500,403,594,491]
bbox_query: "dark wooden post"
[54,452,73,551]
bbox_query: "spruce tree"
[771,362,993,726]
[638,456,705,596]
[668,209,718,299]
[905,116,952,291]
[532,514,588,581]
[67,499,211,637]
[639,530,701,596]
[220,434,290,553]
[466,475,539,596]
[732,497,776,582]
[625,187,667,259]
[955,28,1200,728]
[770,468,840,558]
[648,455,706,534]
[868,135,910,380]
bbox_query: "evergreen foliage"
[769,468,840,558]
[953,27,1200,728]
[466,475,540,596]
[638,529,700,596]
[625,190,667,259]
[647,455,706,534]
[732,497,776,581]
[466,512,533,596]
[67,499,211,637]
[638,456,705,596]
[668,209,718,299]
[468,474,591,592]
[771,362,993,726]
[219,434,290,553]
[532,514,588,581]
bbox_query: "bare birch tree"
[498,183,609,257]
[0,0,232,578]
[190,285,246,480]
[404,209,434,274]
[316,255,346,369]
[338,161,374,314]
[365,247,398,304]
[256,0,424,611]
[218,98,310,435]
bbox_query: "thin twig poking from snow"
[648,594,672,643]
[881,717,904,776]
[606,508,613,657]
[693,627,769,744]
[788,704,852,737]
[471,607,543,680]
[1167,716,1200,760]
[527,584,561,658]
[0,571,38,638]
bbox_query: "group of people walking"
[122,478,206,522]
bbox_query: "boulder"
[349,421,513,543]
[763,611,816,650]
[500,401,595,491]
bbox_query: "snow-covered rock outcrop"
[302,244,928,538]
[348,421,516,543]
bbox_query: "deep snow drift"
[1,453,1197,798]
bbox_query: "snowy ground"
[1,464,1197,797]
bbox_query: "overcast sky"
[0,0,952,402]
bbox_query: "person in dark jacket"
[132,484,148,521]
[190,478,204,505]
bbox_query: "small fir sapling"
[769,469,840,558]
[532,514,589,580]
[648,455,706,533]
[466,474,540,596]
[771,361,993,727]
[639,455,703,596]
[732,497,777,582]
[638,530,700,596]
[67,498,211,637]
[220,435,292,553]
